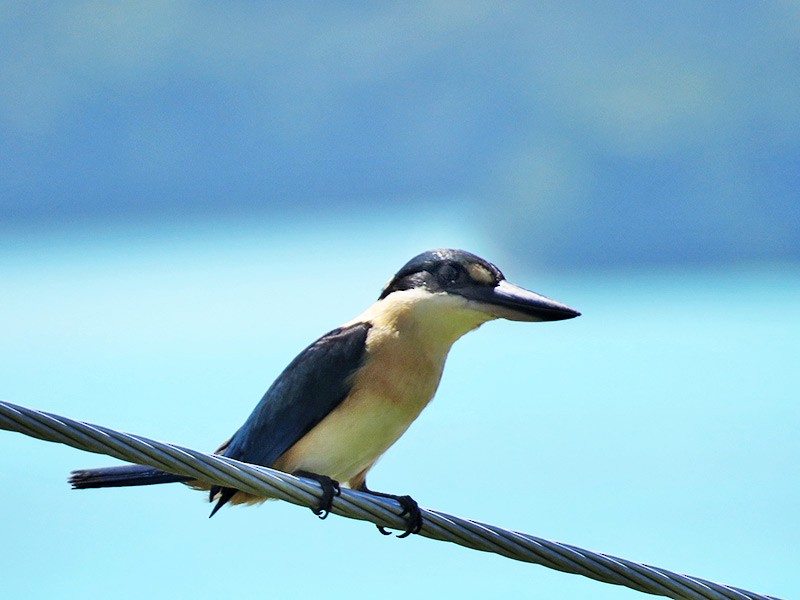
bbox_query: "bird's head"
[379,249,580,324]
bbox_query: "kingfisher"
[70,249,580,536]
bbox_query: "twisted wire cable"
[0,400,781,600]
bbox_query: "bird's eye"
[437,263,462,284]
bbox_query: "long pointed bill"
[459,279,581,322]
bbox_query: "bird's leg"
[357,482,423,538]
[293,470,341,519]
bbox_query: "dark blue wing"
[220,321,372,469]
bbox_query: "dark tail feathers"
[69,464,192,489]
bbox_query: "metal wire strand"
[0,400,781,600]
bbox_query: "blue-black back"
[209,321,372,511]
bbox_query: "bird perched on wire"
[70,249,580,536]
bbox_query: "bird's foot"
[360,488,423,538]
[294,470,341,519]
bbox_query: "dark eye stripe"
[379,250,505,300]
[437,263,461,283]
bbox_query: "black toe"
[358,484,423,537]
[294,470,341,519]
[395,495,423,538]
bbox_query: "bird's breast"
[272,323,448,485]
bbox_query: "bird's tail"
[69,464,192,489]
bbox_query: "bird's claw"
[294,471,341,519]
[396,494,423,538]
[374,494,423,538]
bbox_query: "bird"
[70,249,580,536]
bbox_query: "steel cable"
[0,400,780,600]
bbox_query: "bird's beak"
[459,279,581,322]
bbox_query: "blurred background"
[1,3,798,599]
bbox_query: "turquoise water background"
[1,221,797,599]
[2,4,799,597]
